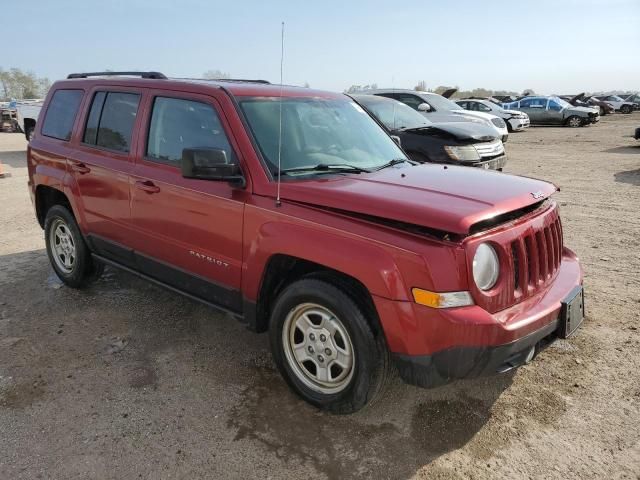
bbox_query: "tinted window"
[380,93,424,110]
[83,91,106,145]
[95,92,140,152]
[477,102,492,112]
[147,97,233,166]
[520,97,547,108]
[41,89,84,141]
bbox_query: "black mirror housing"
[181,148,245,187]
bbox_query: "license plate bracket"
[559,286,584,338]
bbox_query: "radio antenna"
[276,21,285,207]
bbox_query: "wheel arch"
[248,254,385,336]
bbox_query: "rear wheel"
[566,116,582,128]
[44,205,103,288]
[269,278,390,414]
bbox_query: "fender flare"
[243,221,411,303]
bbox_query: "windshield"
[419,93,464,112]
[240,97,408,173]
[550,96,570,108]
[356,97,432,130]
[609,95,624,102]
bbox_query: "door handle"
[135,180,160,194]
[70,161,91,174]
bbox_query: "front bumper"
[393,318,559,388]
[508,117,530,131]
[471,154,506,171]
[374,247,582,388]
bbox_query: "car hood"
[404,121,498,142]
[279,164,557,236]
[570,106,598,114]
[421,111,486,124]
[451,109,499,122]
[503,109,525,116]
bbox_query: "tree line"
[0,68,52,101]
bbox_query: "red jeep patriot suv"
[27,72,584,413]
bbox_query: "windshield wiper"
[374,158,411,171]
[279,163,371,174]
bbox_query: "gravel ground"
[1,115,639,480]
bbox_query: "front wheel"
[269,278,390,414]
[44,205,103,288]
[566,116,583,128]
[621,105,632,114]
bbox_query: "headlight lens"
[473,243,499,290]
[444,145,481,161]
[491,118,506,128]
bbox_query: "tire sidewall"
[269,279,383,413]
[44,205,91,288]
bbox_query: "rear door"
[519,97,546,123]
[129,90,246,312]
[69,88,142,264]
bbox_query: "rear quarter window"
[41,89,84,141]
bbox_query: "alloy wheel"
[49,218,76,274]
[282,303,355,394]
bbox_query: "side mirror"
[390,135,402,147]
[417,103,431,112]
[181,148,245,187]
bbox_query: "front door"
[129,91,246,312]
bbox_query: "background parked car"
[362,89,509,142]
[560,94,614,116]
[619,93,640,110]
[15,101,43,141]
[594,95,635,113]
[455,98,530,132]
[352,95,507,170]
[502,96,599,127]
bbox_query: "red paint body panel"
[28,77,583,361]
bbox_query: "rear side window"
[41,89,84,141]
[83,91,140,152]
[146,97,233,166]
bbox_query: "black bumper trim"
[393,319,559,388]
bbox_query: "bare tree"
[414,80,427,91]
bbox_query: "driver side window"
[548,100,562,112]
[146,97,234,166]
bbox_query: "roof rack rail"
[67,71,167,79]
[174,77,271,84]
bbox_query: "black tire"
[44,205,103,288]
[26,127,34,142]
[269,278,390,414]
[506,121,514,133]
[565,116,583,128]
[621,105,632,114]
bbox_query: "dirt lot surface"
[1,116,639,480]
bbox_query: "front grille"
[475,140,504,159]
[510,215,563,300]
[466,202,564,314]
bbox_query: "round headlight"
[473,243,499,291]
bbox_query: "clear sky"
[5,0,640,94]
